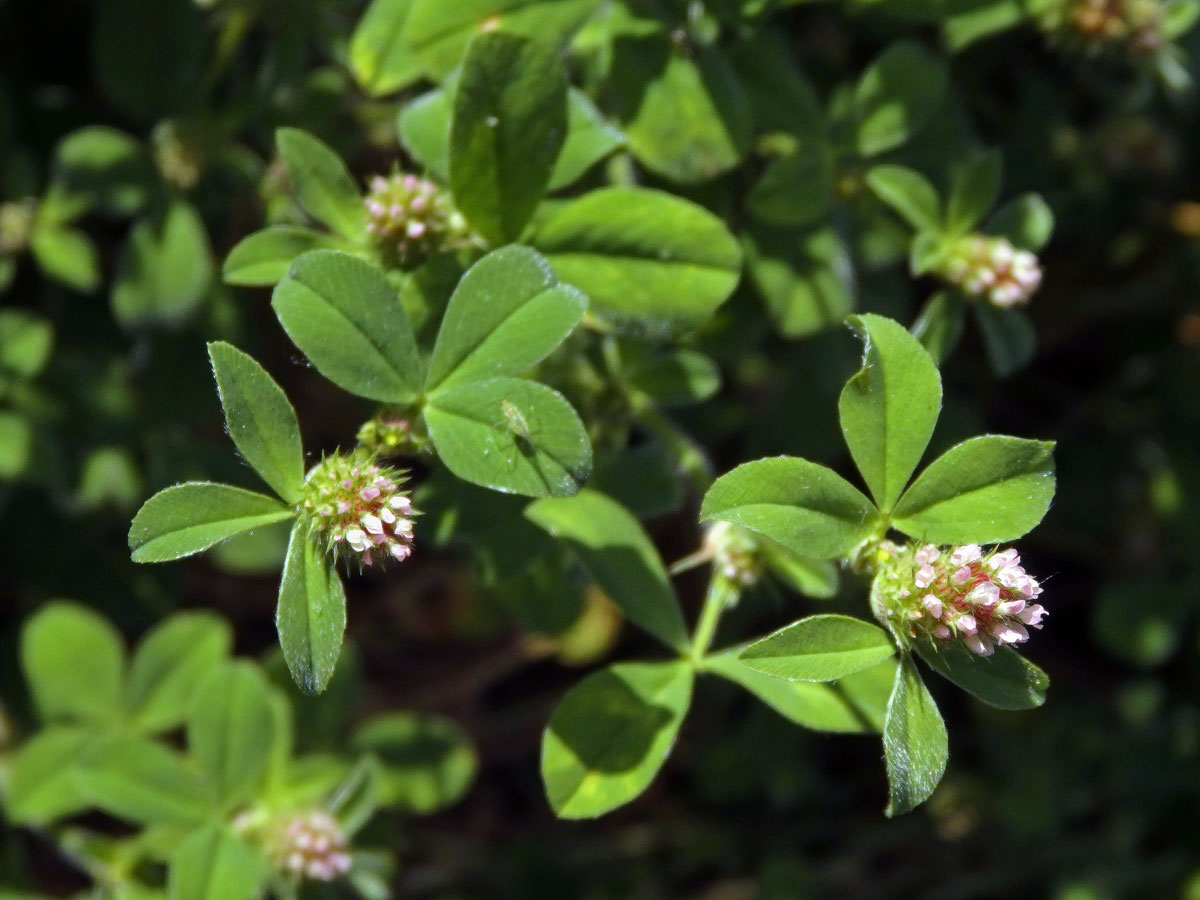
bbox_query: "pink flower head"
[939,235,1043,308]
[301,451,417,568]
[268,811,351,882]
[361,170,470,268]
[887,542,1047,656]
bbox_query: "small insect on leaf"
[501,399,534,446]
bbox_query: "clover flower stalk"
[267,811,352,882]
[938,235,1043,308]
[874,542,1047,657]
[363,172,471,269]
[298,450,416,568]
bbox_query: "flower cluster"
[363,172,470,269]
[938,235,1043,308]
[267,811,352,882]
[1055,0,1166,55]
[299,450,416,567]
[876,542,1047,656]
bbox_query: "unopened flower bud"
[356,413,427,457]
[703,521,763,588]
[937,235,1043,308]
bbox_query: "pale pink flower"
[950,544,982,566]
[991,621,1029,644]
[915,544,940,565]
[915,565,936,588]
[922,594,942,618]
[968,581,1001,606]
[965,633,995,656]
[1019,604,1048,627]
[270,811,351,883]
[887,543,1047,657]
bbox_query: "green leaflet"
[916,643,1048,710]
[892,435,1056,544]
[700,457,879,559]
[852,42,948,157]
[187,662,278,807]
[354,712,478,813]
[706,649,881,734]
[449,31,567,245]
[425,377,592,498]
[541,660,693,819]
[170,824,271,900]
[525,489,688,651]
[529,186,742,337]
[110,201,212,327]
[403,0,598,79]
[425,246,586,392]
[276,128,365,240]
[127,613,233,733]
[839,313,943,513]
[612,36,751,183]
[208,342,306,504]
[6,727,96,825]
[272,250,424,403]
[349,0,423,97]
[21,601,125,726]
[74,735,215,825]
[276,521,348,694]
[882,656,948,816]
[129,482,294,563]
[223,226,351,287]
[740,614,897,682]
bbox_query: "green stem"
[690,574,740,666]
[629,394,713,496]
[204,7,252,93]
